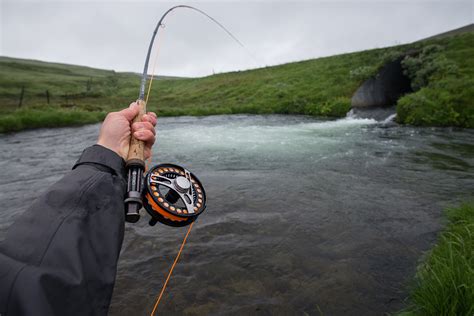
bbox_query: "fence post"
[18,86,25,108]
[86,77,92,92]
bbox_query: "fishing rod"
[124,4,254,227]
[124,5,213,227]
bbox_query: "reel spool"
[143,163,206,227]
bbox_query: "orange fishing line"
[144,24,165,168]
[145,24,165,106]
[150,222,195,316]
[143,23,196,316]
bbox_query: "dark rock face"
[351,58,412,108]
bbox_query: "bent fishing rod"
[124,5,214,227]
[124,4,253,227]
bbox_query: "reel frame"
[142,163,206,227]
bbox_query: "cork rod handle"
[127,99,147,163]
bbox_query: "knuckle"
[145,116,154,123]
[131,124,139,131]
[142,122,153,130]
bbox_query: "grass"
[0,107,106,133]
[397,33,474,127]
[398,202,474,316]
[0,30,473,132]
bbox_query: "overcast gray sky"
[1,0,473,77]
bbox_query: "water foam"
[346,107,397,123]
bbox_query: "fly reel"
[142,163,206,227]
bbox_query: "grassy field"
[0,31,473,132]
[398,202,474,316]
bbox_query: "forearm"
[0,145,126,316]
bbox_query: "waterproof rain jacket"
[0,145,126,316]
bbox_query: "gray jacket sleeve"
[0,145,127,316]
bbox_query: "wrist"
[74,145,126,178]
[96,139,124,160]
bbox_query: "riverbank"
[398,202,474,315]
[0,107,106,132]
[0,30,473,133]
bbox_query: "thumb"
[119,102,139,121]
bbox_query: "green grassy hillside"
[1,31,473,132]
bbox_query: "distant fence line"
[0,87,102,110]
[1,77,99,110]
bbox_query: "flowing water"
[0,114,473,315]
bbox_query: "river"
[0,114,473,315]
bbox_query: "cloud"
[1,0,472,77]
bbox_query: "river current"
[0,114,473,315]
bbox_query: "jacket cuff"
[73,145,126,179]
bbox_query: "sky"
[1,0,473,77]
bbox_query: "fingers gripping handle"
[124,99,147,223]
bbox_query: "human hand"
[97,102,157,160]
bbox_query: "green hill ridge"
[0,30,473,132]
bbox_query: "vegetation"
[0,30,473,132]
[397,35,474,127]
[398,202,474,316]
[0,107,106,133]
